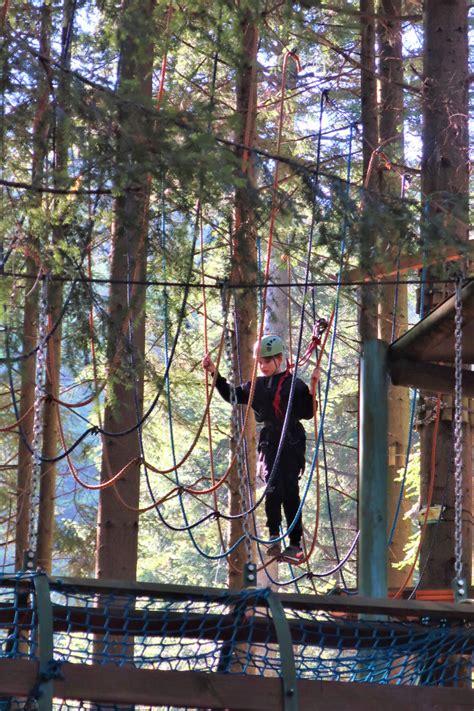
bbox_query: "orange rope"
[0,401,37,432]
[297,310,335,563]
[286,254,293,362]
[156,4,173,108]
[199,214,230,560]
[219,50,304,563]
[270,309,334,577]
[141,327,225,479]
[42,310,136,491]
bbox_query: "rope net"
[0,573,472,710]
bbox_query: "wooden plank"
[298,677,474,711]
[2,577,474,623]
[0,659,472,710]
[344,244,469,283]
[277,591,474,622]
[0,574,239,602]
[1,604,471,653]
[0,603,471,652]
[388,278,474,364]
[389,359,474,397]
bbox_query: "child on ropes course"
[202,335,320,563]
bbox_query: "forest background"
[0,0,471,595]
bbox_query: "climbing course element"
[0,573,472,710]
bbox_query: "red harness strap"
[272,367,291,420]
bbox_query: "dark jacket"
[215,370,313,427]
[215,370,314,481]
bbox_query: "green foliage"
[0,0,457,593]
[392,446,421,573]
[54,514,97,576]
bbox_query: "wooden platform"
[0,576,472,710]
[388,278,474,393]
[0,659,472,710]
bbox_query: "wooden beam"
[388,279,474,364]
[2,576,474,622]
[344,244,469,282]
[388,358,474,397]
[1,604,470,651]
[0,659,472,710]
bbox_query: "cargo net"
[0,573,472,702]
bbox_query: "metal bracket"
[266,590,299,711]
[244,562,257,588]
[452,575,467,603]
[32,574,54,711]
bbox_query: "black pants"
[258,428,305,547]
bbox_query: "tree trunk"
[96,0,155,582]
[359,0,379,342]
[418,0,471,591]
[377,0,411,588]
[228,12,258,591]
[15,0,51,571]
[36,0,72,574]
[262,56,299,346]
[358,0,389,597]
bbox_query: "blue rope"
[258,116,358,586]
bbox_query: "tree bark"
[359,0,379,342]
[15,0,51,570]
[419,0,471,590]
[377,0,411,588]
[37,0,72,574]
[228,12,258,591]
[96,0,155,582]
[358,0,390,597]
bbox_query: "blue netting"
[0,573,472,709]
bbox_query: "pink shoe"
[282,545,303,562]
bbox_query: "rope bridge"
[0,574,472,710]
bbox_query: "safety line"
[0,269,463,289]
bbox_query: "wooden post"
[359,339,388,598]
